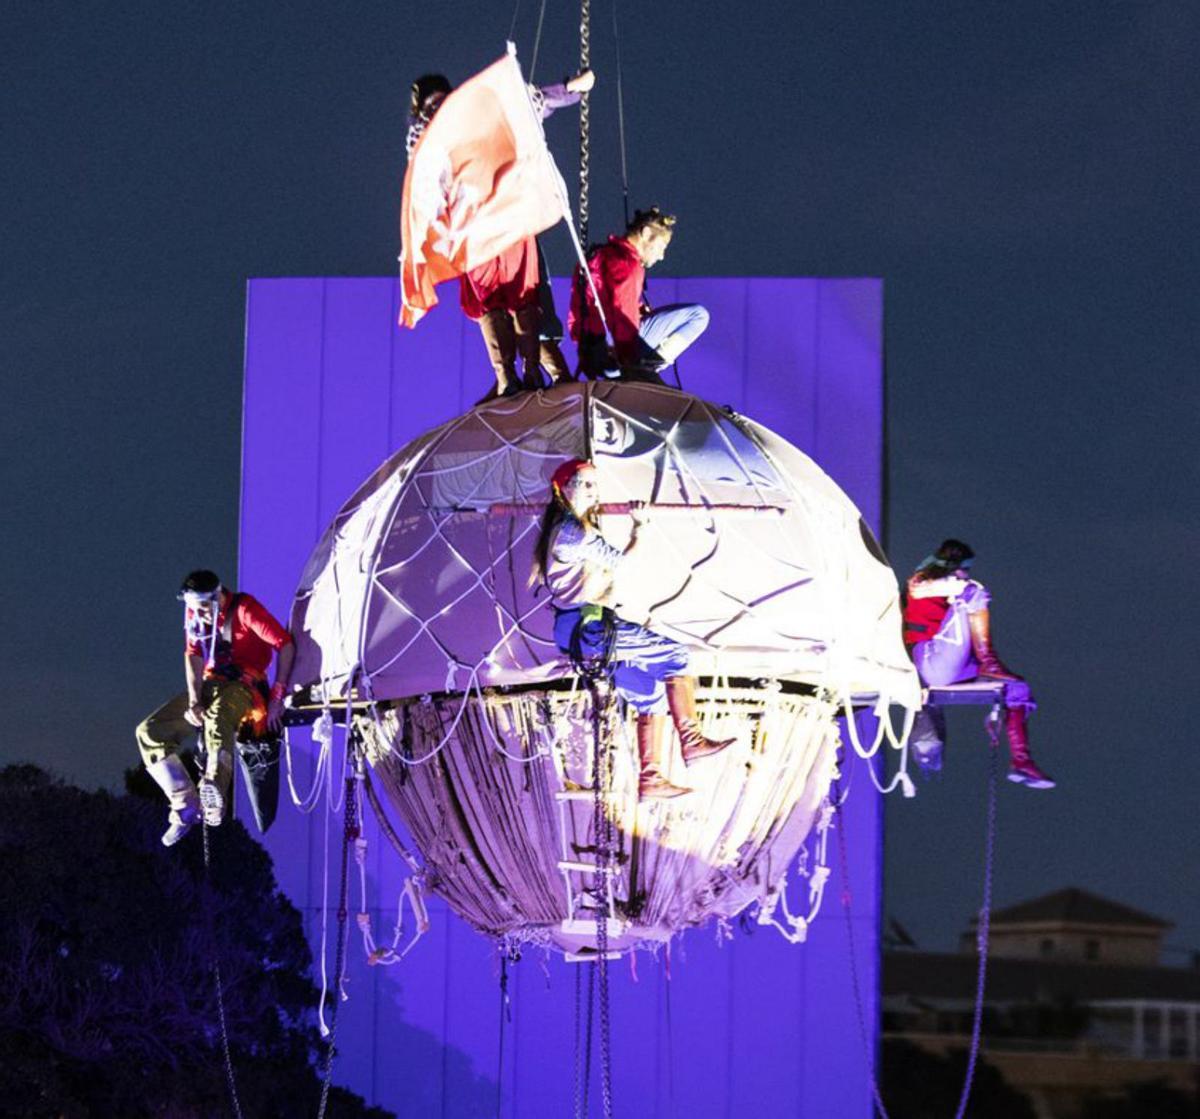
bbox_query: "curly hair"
[626,206,676,238]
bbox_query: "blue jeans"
[553,608,690,715]
[638,303,709,368]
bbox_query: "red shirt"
[186,593,292,682]
[902,588,951,647]
[568,236,645,365]
[458,236,540,320]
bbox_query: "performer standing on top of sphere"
[135,570,295,846]
[406,69,594,398]
[532,459,733,799]
[903,540,1056,789]
[569,207,709,382]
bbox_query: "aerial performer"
[532,458,734,799]
[135,570,294,845]
[902,540,1056,789]
[404,65,595,399]
[569,206,710,382]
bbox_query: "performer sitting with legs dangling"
[135,570,294,845]
[532,459,733,800]
[569,206,709,383]
[903,539,1055,789]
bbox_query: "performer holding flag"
[401,49,592,398]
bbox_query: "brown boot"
[514,305,544,390]
[967,609,1021,680]
[637,714,691,799]
[477,310,518,398]
[666,676,735,765]
[1004,708,1056,789]
[539,339,573,384]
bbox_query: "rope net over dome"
[287,381,918,953]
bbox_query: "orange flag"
[399,49,566,328]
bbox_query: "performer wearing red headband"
[532,460,733,799]
[135,570,294,845]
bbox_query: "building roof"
[884,951,1200,1005]
[984,888,1170,930]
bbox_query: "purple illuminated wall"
[240,276,884,1117]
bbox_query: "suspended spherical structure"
[289,381,918,954]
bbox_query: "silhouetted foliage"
[0,765,391,1118]
[1079,1078,1199,1119]
[882,1038,1037,1119]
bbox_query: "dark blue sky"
[3,2,1196,954]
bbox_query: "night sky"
[4,2,1197,955]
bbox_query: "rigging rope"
[495,954,512,1118]
[836,702,1002,1119]
[201,818,246,1119]
[316,758,358,1119]
[529,0,549,83]
[610,0,630,227]
[588,678,615,1119]
[196,724,246,1119]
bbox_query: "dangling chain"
[589,677,614,1119]
[577,0,591,246]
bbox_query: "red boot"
[967,609,1021,680]
[1004,708,1056,789]
[637,714,691,799]
[666,677,735,766]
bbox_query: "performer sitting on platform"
[135,570,294,846]
[406,70,592,398]
[903,540,1055,789]
[532,459,733,799]
[568,206,709,382]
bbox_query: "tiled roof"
[986,888,1169,930]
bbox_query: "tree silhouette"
[0,764,391,1118]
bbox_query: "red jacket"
[902,583,951,648]
[186,593,291,682]
[568,236,645,365]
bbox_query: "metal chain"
[317,758,359,1119]
[202,818,246,1119]
[577,0,591,246]
[589,678,614,1119]
[573,963,588,1119]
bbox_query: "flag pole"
[509,42,613,343]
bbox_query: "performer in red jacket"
[903,540,1055,789]
[569,207,709,381]
[135,570,295,845]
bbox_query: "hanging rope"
[577,0,592,246]
[316,756,359,1119]
[587,677,615,1119]
[507,0,521,42]
[201,818,246,1119]
[529,0,549,84]
[610,0,630,227]
[835,701,1003,1119]
[494,954,512,1118]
